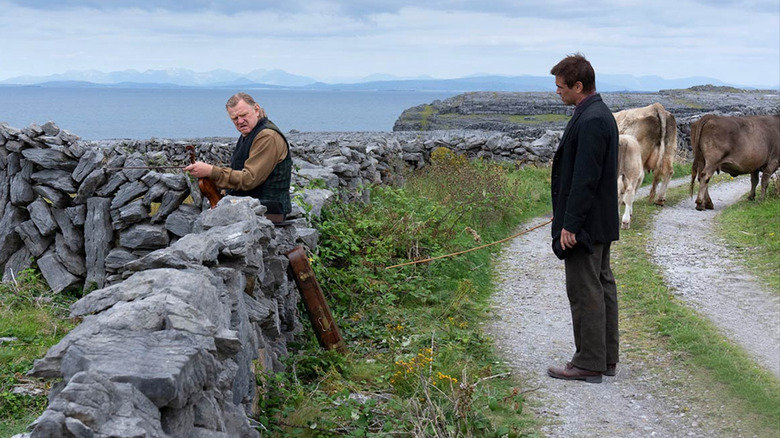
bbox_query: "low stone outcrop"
[26,197,302,438]
[393,88,780,156]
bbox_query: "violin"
[186,145,223,209]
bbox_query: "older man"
[185,92,292,220]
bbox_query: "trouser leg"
[601,242,619,364]
[564,243,618,371]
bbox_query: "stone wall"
[0,122,326,437]
[1,122,561,293]
[1,120,563,437]
[392,89,780,157]
[26,197,302,437]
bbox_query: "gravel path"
[648,177,780,378]
[486,177,779,437]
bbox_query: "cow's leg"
[704,186,714,210]
[758,170,774,201]
[654,156,674,206]
[695,166,715,211]
[748,171,759,201]
[622,185,636,229]
[648,171,660,204]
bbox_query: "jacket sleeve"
[209,130,287,190]
[563,116,611,233]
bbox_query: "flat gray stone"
[111,180,148,210]
[31,169,77,193]
[32,185,72,209]
[66,205,87,227]
[0,206,26,266]
[15,220,54,257]
[10,171,35,206]
[150,190,189,224]
[104,248,138,271]
[2,247,33,284]
[28,198,58,236]
[84,197,112,290]
[55,234,86,277]
[20,148,77,171]
[113,199,150,229]
[71,148,105,183]
[74,168,107,204]
[119,223,169,250]
[52,208,84,253]
[164,204,201,237]
[37,250,81,293]
[142,181,169,206]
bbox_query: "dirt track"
[486,177,779,437]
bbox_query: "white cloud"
[0,0,777,86]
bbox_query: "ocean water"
[0,87,458,141]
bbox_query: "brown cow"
[618,135,645,229]
[613,103,677,206]
[689,114,780,210]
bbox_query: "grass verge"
[258,151,552,436]
[0,269,78,437]
[612,173,780,434]
[714,178,780,293]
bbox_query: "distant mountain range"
[0,68,773,92]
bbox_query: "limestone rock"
[27,198,58,236]
[37,250,81,293]
[120,223,170,250]
[85,197,112,290]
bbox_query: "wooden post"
[285,246,347,352]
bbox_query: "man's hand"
[184,161,214,179]
[560,228,577,250]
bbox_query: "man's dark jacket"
[550,94,620,258]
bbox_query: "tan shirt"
[209,129,288,191]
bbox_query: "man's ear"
[574,81,584,93]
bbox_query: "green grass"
[433,112,569,126]
[418,104,436,130]
[260,152,551,436]
[505,114,570,125]
[3,155,777,436]
[715,179,780,293]
[0,269,78,436]
[612,175,780,434]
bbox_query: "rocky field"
[393,85,780,154]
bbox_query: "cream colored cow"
[613,103,677,206]
[617,135,645,229]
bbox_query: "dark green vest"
[229,118,292,215]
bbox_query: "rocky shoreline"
[392,86,780,154]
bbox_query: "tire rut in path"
[486,176,777,437]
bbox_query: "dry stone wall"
[1,121,561,294]
[1,120,563,438]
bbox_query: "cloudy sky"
[1,0,778,87]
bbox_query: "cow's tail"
[689,114,710,196]
[650,103,667,201]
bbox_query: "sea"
[0,87,459,141]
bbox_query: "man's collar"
[575,92,597,108]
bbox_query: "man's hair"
[226,92,257,109]
[550,53,596,93]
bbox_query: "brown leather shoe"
[603,363,617,377]
[547,362,602,383]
